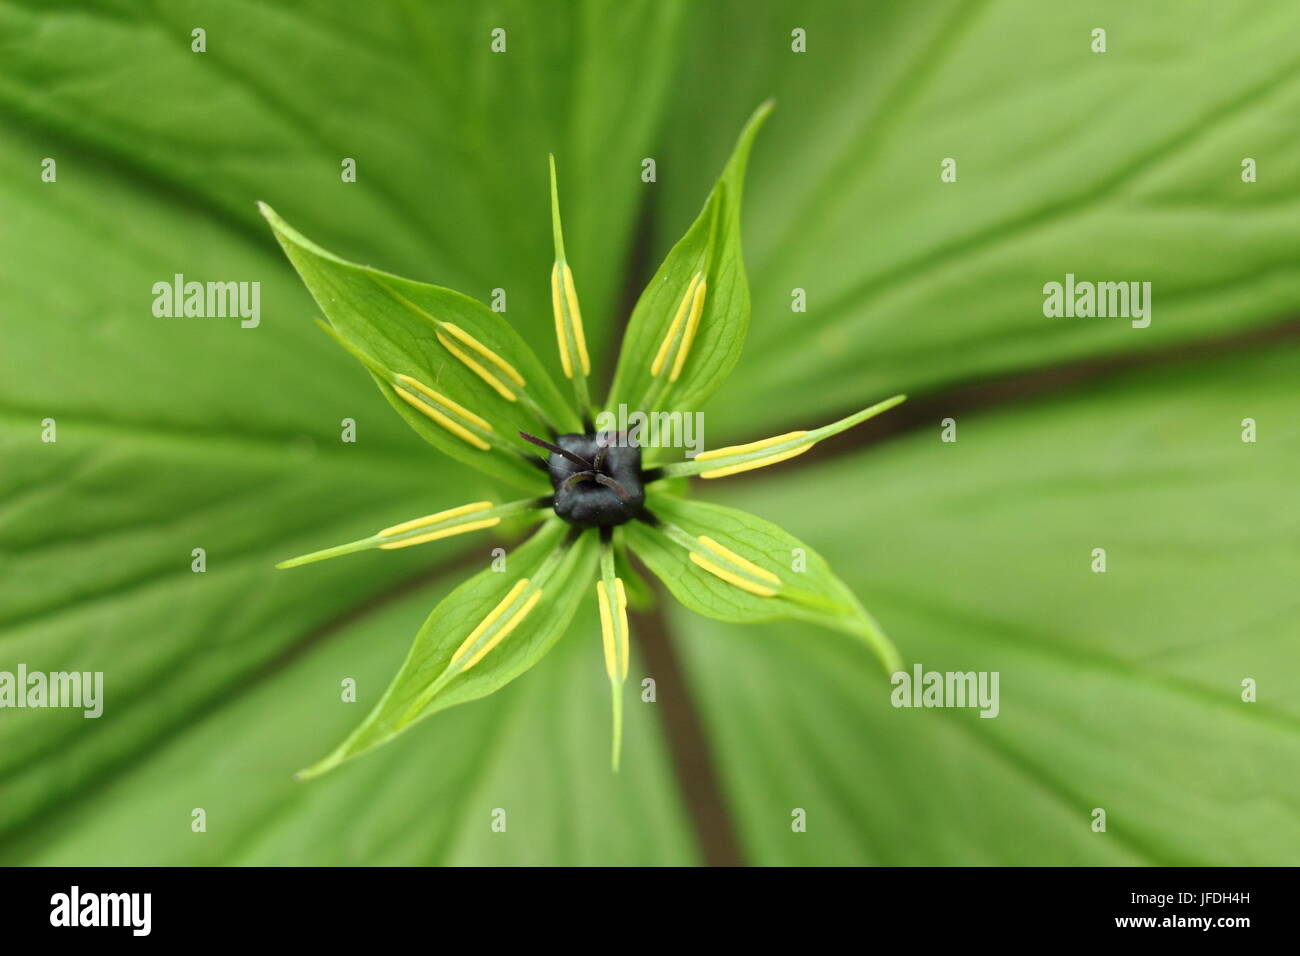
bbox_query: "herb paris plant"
[261,101,905,777]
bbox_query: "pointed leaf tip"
[548,154,566,261]
[606,102,773,415]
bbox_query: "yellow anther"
[437,332,516,402]
[439,323,525,387]
[394,373,492,450]
[551,262,590,378]
[695,429,813,478]
[551,264,571,378]
[379,501,494,538]
[669,279,707,382]
[378,517,500,550]
[398,376,491,430]
[395,389,488,449]
[701,444,813,478]
[451,579,532,668]
[394,390,489,450]
[461,590,543,671]
[615,578,628,679]
[695,430,807,461]
[689,554,777,597]
[697,535,780,585]
[651,273,701,377]
[596,578,631,682]
[563,266,590,375]
[596,583,615,678]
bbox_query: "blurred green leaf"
[0,0,685,362]
[2,579,694,865]
[0,119,491,841]
[657,0,1300,434]
[626,493,899,672]
[679,344,1300,864]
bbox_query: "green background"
[1,0,1297,865]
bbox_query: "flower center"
[524,432,645,527]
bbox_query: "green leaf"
[605,101,773,421]
[662,0,1300,435]
[0,108,491,843]
[679,343,1300,864]
[0,0,685,362]
[3,578,695,865]
[262,204,577,489]
[624,492,900,673]
[300,520,599,778]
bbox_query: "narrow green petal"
[626,494,902,675]
[260,202,577,488]
[655,394,906,481]
[607,100,774,417]
[597,538,631,771]
[548,156,594,424]
[298,521,598,779]
[312,317,538,463]
[275,496,550,569]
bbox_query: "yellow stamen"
[701,444,814,479]
[669,279,707,382]
[689,554,777,597]
[695,429,813,479]
[551,264,572,378]
[597,582,616,680]
[378,517,500,549]
[451,579,529,666]
[437,332,516,402]
[461,590,544,671]
[551,262,590,378]
[379,501,494,538]
[697,535,780,585]
[596,578,631,682]
[562,265,591,375]
[696,430,808,461]
[651,273,700,377]
[396,375,492,431]
[393,373,493,450]
[439,323,525,387]
[615,578,629,679]
[394,389,488,450]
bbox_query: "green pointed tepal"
[548,154,594,424]
[607,99,775,418]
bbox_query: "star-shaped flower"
[261,102,904,777]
